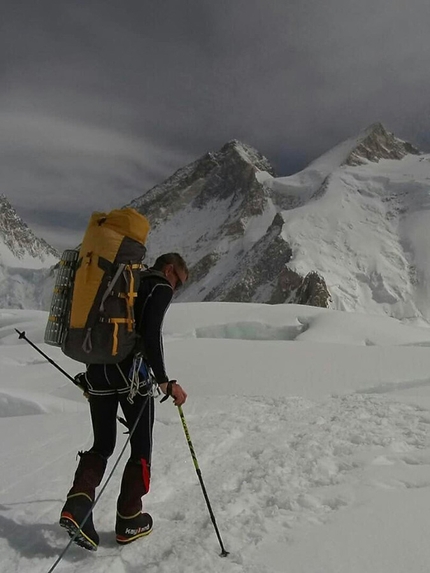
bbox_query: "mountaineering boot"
[66,451,107,499]
[116,457,152,544]
[117,457,150,515]
[59,451,107,550]
[60,493,99,551]
[115,511,153,544]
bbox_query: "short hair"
[152,253,189,278]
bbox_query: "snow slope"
[269,152,430,323]
[2,304,430,572]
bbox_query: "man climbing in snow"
[59,253,189,550]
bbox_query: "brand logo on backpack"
[44,208,150,364]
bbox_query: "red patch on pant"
[141,458,150,493]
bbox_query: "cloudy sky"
[2,0,430,250]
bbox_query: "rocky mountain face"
[0,195,59,267]
[0,195,58,309]
[129,140,331,307]
[345,123,419,166]
[0,195,58,264]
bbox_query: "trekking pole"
[177,405,229,557]
[15,329,78,386]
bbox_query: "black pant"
[66,361,154,514]
[84,361,155,463]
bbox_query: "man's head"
[152,253,188,291]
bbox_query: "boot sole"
[116,527,153,545]
[60,515,98,551]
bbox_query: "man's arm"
[137,282,173,383]
[137,280,188,406]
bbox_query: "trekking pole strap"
[160,380,176,403]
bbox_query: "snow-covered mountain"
[130,123,430,323]
[129,140,330,307]
[2,123,429,323]
[269,123,427,322]
[0,195,58,309]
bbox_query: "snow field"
[2,304,430,572]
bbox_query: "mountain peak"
[218,139,276,175]
[345,122,419,166]
[129,139,275,216]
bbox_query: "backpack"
[44,207,150,364]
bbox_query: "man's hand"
[159,380,187,406]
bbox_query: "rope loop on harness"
[127,354,158,404]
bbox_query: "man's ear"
[163,263,173,279]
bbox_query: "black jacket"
[132,269,173,384]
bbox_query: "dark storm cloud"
[1,0,430,249]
